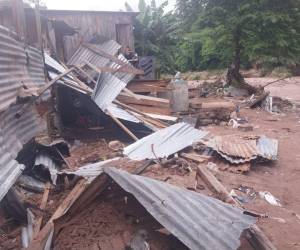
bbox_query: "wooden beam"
[122,88,141,100]
[33,182,51,236]
[107,111,139,141]
[75,65,97,85]
[113,100,169,127]
[180,153,211,163]
[196,166,277,250]
[37,67,76,96]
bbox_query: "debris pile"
[0,8,287,250]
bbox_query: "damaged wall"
[41,10,137,61]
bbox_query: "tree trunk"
[226,27,245,86]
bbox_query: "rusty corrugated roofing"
[205,135,278,164]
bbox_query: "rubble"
[0,3,288,250]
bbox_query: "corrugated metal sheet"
[109,54,135,84]
[104,167,256,250]
[67,40,121,67]
[257,136,278,160]
[0,104,46,201]
[205,135,278,164]
[59,158,118,183]
[34,154,60,185]
[123,122,209,160]
[92,72,126,111]
[106,104,140,123]
[0,25,47,111]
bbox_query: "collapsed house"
[0,1,280,250]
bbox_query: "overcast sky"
[44,0,176,12]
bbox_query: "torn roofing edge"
[103,167,256,250]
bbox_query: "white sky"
[44,0,176,12]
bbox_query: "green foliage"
[134,0,178,73]
[134,0,300,74]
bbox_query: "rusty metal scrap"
[205,135,278,164]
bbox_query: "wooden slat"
[117,93,170,108]
[28,179,87,250]
[33,182,51,236]
[125,104,172,116]
[107,111,139,141]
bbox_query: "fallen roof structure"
[104,167,256,250]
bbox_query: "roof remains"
[205,135,278,164]
[104,167,256,250]
[123,122,209,160]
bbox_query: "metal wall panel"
[0,25,47,112]
[0,104,46,201]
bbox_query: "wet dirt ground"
[205,107,300,250]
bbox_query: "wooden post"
[33,182,51,236]
[107,111,138,141]
[11,0,26,40]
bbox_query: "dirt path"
[206,107,300,249]
[246,77,300,104]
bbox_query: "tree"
[134,0,178,73]
[176,0,300,84]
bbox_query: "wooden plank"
[117,93,170,108]
[37,67,76,96]
[180,153,211,163]
[33,182,51,236]
[28,179,87,250]
[127,83,170,93]
[113,100,169,127]
[122,88,141,100]
[75,65,97,85]
[107,111,139,141]
[196,166,277,250]
[125,104,172,116]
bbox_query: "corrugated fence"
[0,25,46,112]
[0,24,47,201]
